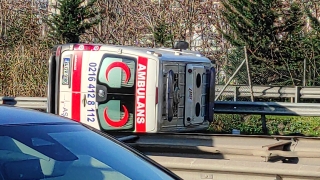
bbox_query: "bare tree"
[0,0,229,96]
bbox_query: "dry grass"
[0,46,49,97]
[0,0,52,97]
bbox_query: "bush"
[209,114,320,136]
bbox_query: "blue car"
[0,106,182,180]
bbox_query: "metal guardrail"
[3,96,319,135]
[149,156,320,180]
[1,96,320,117]
[116,132,320,180]
[0,97,47,110]
[215,85,320,102]
[214,101,320,116]
[1,85,319,108]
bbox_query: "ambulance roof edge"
[52,43,211,63]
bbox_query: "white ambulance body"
[47,43,215,133]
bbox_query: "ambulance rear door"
[184,64,208,125]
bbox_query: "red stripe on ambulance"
[71,51,83,122]
[135,57,148,132]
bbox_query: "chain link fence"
[215,47,251,101]
[214,42,320,103]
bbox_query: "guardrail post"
[261,114,268,135]
[295,86,301,103]
[234,86,239,101]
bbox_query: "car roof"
[0,105,78,126]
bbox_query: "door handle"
[82,94,87,107]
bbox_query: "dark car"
[0,106,182,180]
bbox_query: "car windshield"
[0,123,176,180]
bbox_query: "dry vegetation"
[0,0,226,97]
[0,0,51,97]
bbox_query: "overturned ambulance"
[47,42,215,133]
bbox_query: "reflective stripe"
[71,51,83,122]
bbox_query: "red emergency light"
[73,44,101,51]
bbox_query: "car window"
[0,124,177,180]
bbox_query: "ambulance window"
[97,98,135,131]
[97,54,136,95]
